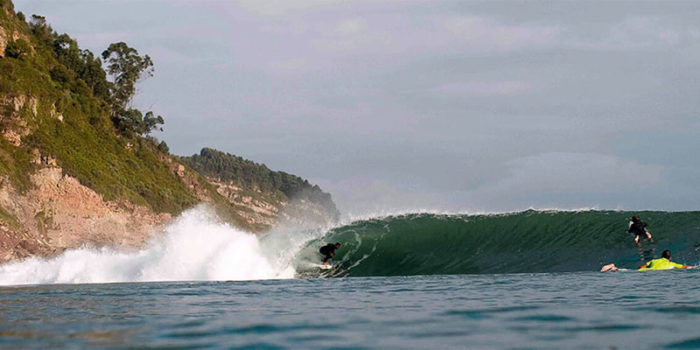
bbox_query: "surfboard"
[600,267,630,272]
[316,263,333,270]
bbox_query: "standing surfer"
[319,242,341,266]
[628,215,653,247]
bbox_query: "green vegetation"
[101,42,153,110]
[0,2,197,214]
[27,113,198,213]
[101,41,164,137]
[0,0,337,228]
[0,136,34,192]
[5,39,30,59]
[181,148,337,213]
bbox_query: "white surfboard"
[317,264,333,270]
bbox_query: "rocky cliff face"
[211,178,279,227]
[0,92,169,263]
[0,93,338,264]
[179,147,340,230]
[0,0,339,264]
[209,177,339,229]
[0,128,338,264]
[0,24,25,59]
[0,92,172,262]
[0,166,170,263]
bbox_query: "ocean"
[1,207,700,349]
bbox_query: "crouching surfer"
[628,215,653,247]
[601,249,694,272]
[319,242,341,266]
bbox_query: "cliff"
[181,148,339,229]
[0,1,338,263]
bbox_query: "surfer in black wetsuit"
[628,215,653,247]
[319,243,341,265]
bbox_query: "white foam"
[0,205,300,286]
[339,206,609,224]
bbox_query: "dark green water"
[2,272,700,349]
[297,210,700,276]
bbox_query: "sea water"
[2,271,700,349]
[2,207,700,348]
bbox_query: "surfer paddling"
[319,242,341,266]
[628,215,653,247]
[601,249,694,272]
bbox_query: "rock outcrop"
[208,177,338,229]
[0,166,170,263]
[180,147,340,230]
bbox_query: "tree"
[30,14,46,26]
[53,34,83,73]
[50,65,74,84]
[112,108,141,137]
[79,50,112,101]
[29,14,52,45]
[49,32,112,101]
[157,140,169,153]
[112,108,164,137]
[142,111,164,134]
[101,42,153,110]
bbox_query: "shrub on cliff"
[49,65,73,85]
[5,39,31,59]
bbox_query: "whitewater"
[0,206,307,285]
[3,206,700,285]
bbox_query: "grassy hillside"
[0,1,197,214]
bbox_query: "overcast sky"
[13,0,700,215]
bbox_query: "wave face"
[298,210,700,276]
[2,208,700,285]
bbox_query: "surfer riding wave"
[319,243,341,266]
[628,215,653,247]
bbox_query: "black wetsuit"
[319,244,338,263]
[628,220,649,240]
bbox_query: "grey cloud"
[13,0,700,216]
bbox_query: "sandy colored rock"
[2,129,21,146]
[0,166,171,264]
[0,27,6,58]
[1,94,36,139]
[209,178,337,229]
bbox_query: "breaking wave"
[0,206,301,285]
[299,210,700,276]
[2,207,700,285]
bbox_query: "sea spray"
[0,206,298,285]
